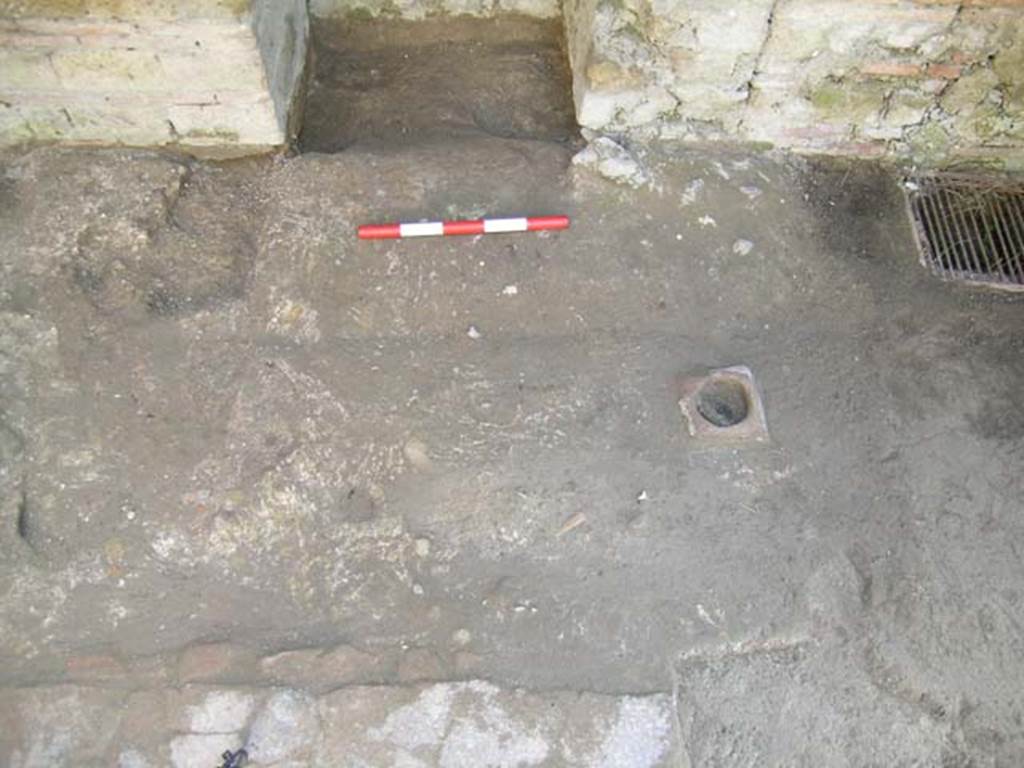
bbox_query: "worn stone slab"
[316,681,678,767]
[0,681,678,767]
[0,0,307,154]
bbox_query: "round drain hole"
[695,378,750,428]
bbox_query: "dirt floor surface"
[2,17,1024,768]
[300,16,578,152]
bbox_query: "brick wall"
[567,0,1024,168]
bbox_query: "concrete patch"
[676,645,959,766]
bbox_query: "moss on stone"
[807,80,887,124]
[904,120,953,163]
[809,82,843,111]
[5,118,67,143]
[339,5,373,19]
[992,38,1024,88]
[940,68,999,115]
[968,104,1005,141]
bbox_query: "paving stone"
[315,681,676,767]
[117,748,154,768]
[179,689,258,734]
[0,685,127,768]
[115,690,171,758]
[170,733,243,768]
[247,690,320,765]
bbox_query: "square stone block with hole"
[678,365,768,442]
[0,0,307,155]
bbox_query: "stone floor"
[1,136,1023,766]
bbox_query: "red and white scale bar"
[358,215,569,240]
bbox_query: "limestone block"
[565,0,773,133]
[0,0,308,154]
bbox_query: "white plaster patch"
[118,749,152,768]
[732,239,754,256]
[593,696,673,768]
[187,690,255,734]
[248,690,320,764]
[439,683,550,768]
[369,684,455,751]
[170,734,242,768]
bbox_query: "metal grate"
[903,173,1024,291]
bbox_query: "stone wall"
[3,0,1022,166]
[0,0,308,154]
[566,0,1024,168]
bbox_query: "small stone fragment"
[557,512,587,537]
[186,690,255,734]
[572,136,650,189]
[404,439,431,470]
[680,178,705,206]
[732,239,754,256]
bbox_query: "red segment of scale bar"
[357,215,570,240]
